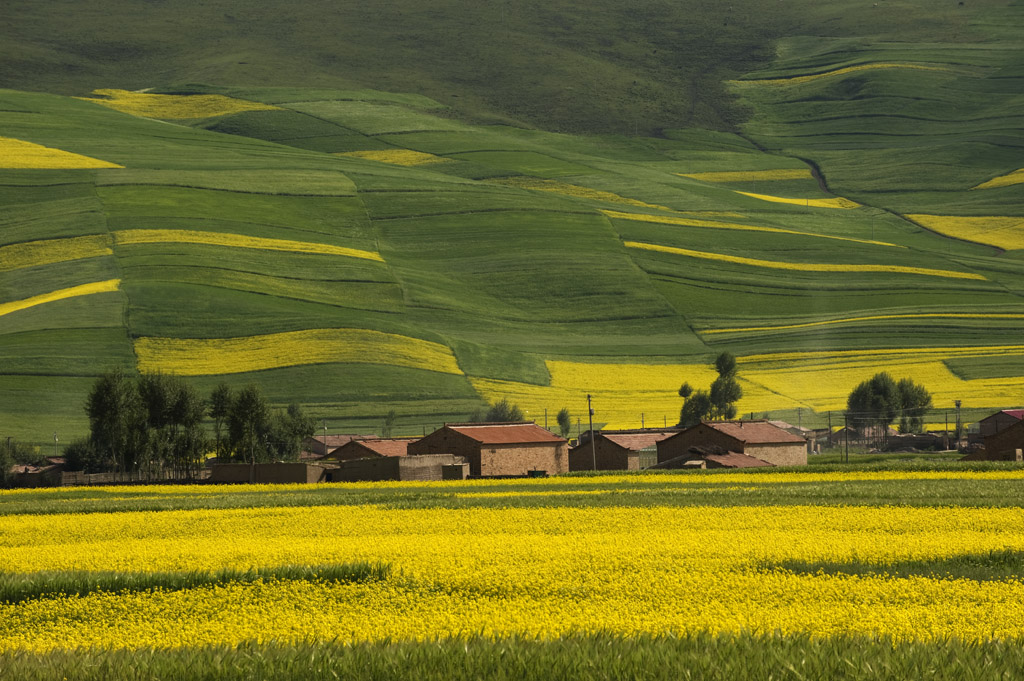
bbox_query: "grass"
[3,632,1024,681]
[770,548,1024,583]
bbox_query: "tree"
[209,383,232,459]
[227,384,273,465]
[86,368,145,472]
[381,409,397,438]
[896,378,932,434]
[677,352,743,426]
[63,438,103,473]
[556,407,572,438]
[845,372,900,438]
[484,398,524,422]
[268,403,317,461]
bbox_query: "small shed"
[208,462,333,484]
[329,437,419,462]
[302,434,376,459]
[975,418,1024,461]
[329,453,466,482]
[408,422,568,476]
[569,429,679,471]
[657,421,808,467]
[652,447,773,470]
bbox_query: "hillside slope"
[1,1,1022,445]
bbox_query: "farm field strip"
[3,495,1024,652]
[974,169,1024,190]
[701,312,1024,335]
[112,229,383,262]
[624,241,983,280]
[604,210,900,247]
[0,280,120,318]
[0,137,123,169]
[732,62,953,86]
[906,215,1024,250]
[489,178,673,211]
[133,328,462,376]
[78,89,281,119]
[338,150,451,166]
[0,235,112,271]
[678,169,813,182]
[734,191,860,209]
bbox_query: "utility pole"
[587,394,596,471]
[641,413,645,429]
[53,432,58,459]
[844,414,849,463]
[827,411,832,447]
[955,399,962,450]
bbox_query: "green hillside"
[1,0,1023,446]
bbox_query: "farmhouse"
[657,420,808,467]
[969,418,1024,461]
[408,422,568,476]
[569,429,678,471]
[329,437,418,461]
[302,434,376,459]
[652,448,774,470]
[328,453,467,482]
[977,409,1024,439]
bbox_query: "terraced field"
[1,0,1022,444]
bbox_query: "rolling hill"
[1,0,1022,445]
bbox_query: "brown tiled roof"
[447,423,565,445]
[601,431,678,451]
[704,452,773,468]
[703,421,806,445]
[313,434,376,449]
[350,438,418,457]
[981,409,1024,423]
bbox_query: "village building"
[657,420,808,467]
[301,434,376,460]
[208,462,335,484]
[328,437,419,462]
[328,453,467,482]
[977,409,1024,439]
[651,447,774,470]
[568,429,678,471]
[966,418,1024,461]
[408,422,568,476]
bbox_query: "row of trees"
[677,352,743,427]
[845,372,933,436]
[67,370,315,475]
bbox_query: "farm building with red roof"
[408,422,567,476]
[657,421,808,467]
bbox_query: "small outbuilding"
[972,418,1024,461]
[657,421,808,467]
[978,409,1024,439]
[652,446,774,470]
[408,422,568,476]
[329,437,419,462]
[302,434,376,459]
[569,429,679,471]
[328,453,466,482]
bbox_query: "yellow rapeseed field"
[3,492,1024,652]
[134,328,462,376]
[974,169,1024,190]
[0,235,113,272]
[732,62,950,86]
[734,190,861,209]
[490,178,672,211]
[338,150,452,166]
[677,169,813,182]
[0,136,123,169]
[0,280,120,318]
[603,210,899,247]
[113,229,383,262]
[906,215,1024,251]
[79,89,280,119]
[624,241,985,280]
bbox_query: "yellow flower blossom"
[0,280,120,318]
[113,229,383,262]
[489,177,672,211]
[623,241,984,280]
[0,136,123,169]
[78,89,280,119]
[906,215,1024,251]
[338,150,451,166]
[134,328,462,376]
[0,235,113,272]
[734,190,861,209]
[973,169,1024,190]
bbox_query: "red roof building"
[978,410,1024,439]
[408,422,567,476]
[329,437,419,461]
[657,421,808,467]
[569,429,679,471]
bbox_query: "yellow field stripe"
[0,136,123,169]
[677,169,813,182]
[490,178,673,211]
[0,279,121,318]
[338,150,451,166]
[906,215,1024,251]
[0,235,113,272]
[113,229,384,262]
[731,62,951,86]
[735,191,860,209]
[79,89,280,119]
[134,328,462,376]
[704,313,1024,335]
[973,169,1024,190]
[740,344,1024,366]
[623,241,986,280]
[602,210,900,248]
